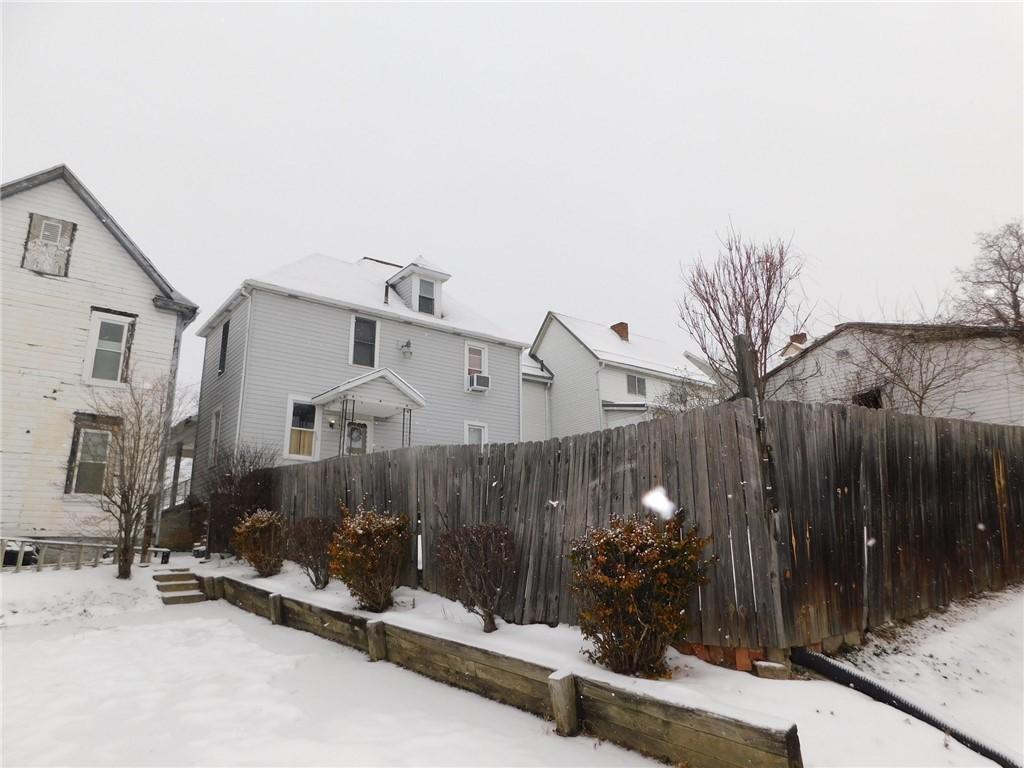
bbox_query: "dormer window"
[418,279,435,315]
[22,213,75,276]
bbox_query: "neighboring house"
[522,312,712,439]
[1,165,198,537]
[765,322,1024,426]
[191,254,525,489]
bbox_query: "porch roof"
[311,368,426,418]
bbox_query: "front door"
[345,421,370,455]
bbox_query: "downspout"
[596,361,605,431]
[232,287,254,453]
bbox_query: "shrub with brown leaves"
[289,516,338,589]
[570,512,715,677]
[328,505,409,612]
[436,522,516,633]
[233,509,287,577]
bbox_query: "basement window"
[22,213,75,276]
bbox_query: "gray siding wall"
[538,319,602,438]
[192,294,251,487]
[521,378,550,442]
[391,274,413,307]
[235,289,522,464]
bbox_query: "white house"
[190,254,526,490]
[522,312,712,440]
[1,165,198,537]
[765,322,1024,425]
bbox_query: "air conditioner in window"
[468,374,490,392]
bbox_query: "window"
[466,344,487,376]
[351,317,378,367]
[65,413,119,495]
[418,279,435,315]
[22,213,75,276]
[286,399,317,459]
[218,320,230,375]
[627,374,647,397]
[465,422,488,446]
[853,387,883,409]
[209,409,222,464]
[84,310,135,384]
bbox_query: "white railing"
[0,537,171,572]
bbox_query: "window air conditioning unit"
[468,374,490,392]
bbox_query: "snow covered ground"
[843,585,1024,763]
[2,559,1012,767]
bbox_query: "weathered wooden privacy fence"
[264,399,1024,650]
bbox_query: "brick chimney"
[790,332,807,345]
[611,321,629,341]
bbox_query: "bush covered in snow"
[233,509,287,577]
[436,522,516,633]
[288,516,338,589]
[329,505,409,611]
[569,512,715,677]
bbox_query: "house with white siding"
[191,254,526,489]
[521,312,712,440]
[1,165,198,537]
[765,322,1024,425]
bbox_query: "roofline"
[531,311,601,362]
[311,367,427,408]
[765,321,1018,378]
[1,164,198,318]
[599,358,710,386]
[386,261,452,285]
[198,280,528,348]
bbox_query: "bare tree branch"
[950,219,1024,336]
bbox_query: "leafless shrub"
[205,443,278,554]
[289,516,339,589]
[436,522,516,633]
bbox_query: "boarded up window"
[22,213,75,276]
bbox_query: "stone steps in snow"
[157,579,200,593]
[161,591,206,605]
[153,572,195,583]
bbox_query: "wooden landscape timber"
[257,398,1024,652]
[196,575,804,768]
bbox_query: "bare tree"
[650,379,728,417]
[951,220,1023,335]
[86,374,175,579]
[205,442,279,554]
[844,325,976,417]
[678,224,809,398]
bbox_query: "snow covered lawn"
[843,584,1024,763]
[2,570,646,766]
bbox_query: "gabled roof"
[311,367,427,409]
[765,322,1018,378]
[387,255,452,284]
[1,164,197,319]
[199,253,525,347]
[531,311,711,384]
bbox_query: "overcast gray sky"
[4,2,1021,389]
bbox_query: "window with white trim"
[84,310,135,384]
[466,344,487,376]
[418,279,435,315]
[465,422,488,446]
[22,213,75,276]
[209,409,222,464]
[351,317,378,367]
[627,374,647,397]
[286,400,317,459]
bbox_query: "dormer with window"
[387,258,451,317]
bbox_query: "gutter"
[232,287,254,453]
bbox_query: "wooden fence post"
[547,670,579,736]
[366,621,388,661]
[268,593,282,625]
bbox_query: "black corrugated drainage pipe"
[790,647,1021,768]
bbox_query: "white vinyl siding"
[534,319,602,438]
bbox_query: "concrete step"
[153,572,195,583]
[157,579,200,593]
[162,591,206,605]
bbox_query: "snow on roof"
[521,350,552,379]
[548,313,711,383]
[242,254,524,346]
